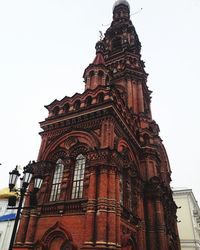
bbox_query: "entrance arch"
[35,222,77,250]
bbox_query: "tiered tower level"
[14,1,180,250]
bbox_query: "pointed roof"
[92,40,105,65]
[92,52,105,65]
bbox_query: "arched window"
[112,36,122,51]
[50,159,64,201]
[74,100,81,110]
[105,75,110,85]
[63,103,70,113]
[71,154,86,199]
[97,92,104,104]
[53,106,60,116]
[97,71,104,85]
[85,96,92,107]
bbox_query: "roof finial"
[113,0,130,10]
[99,31,103,41]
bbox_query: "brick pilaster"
[83,168,97,247]
[96,167,108,248]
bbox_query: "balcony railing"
[41,199,87,215]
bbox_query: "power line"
[130,8,143,16]
[102,8,143,27]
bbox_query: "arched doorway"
[48,237,72,250]
[35,222,77,250]
[61,240,72,250]
[49,236,65,250]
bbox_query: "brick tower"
[14,1,180,250]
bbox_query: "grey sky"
[0,0,199,202]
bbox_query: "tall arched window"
[85,96,92,107]
[71,154,86,199]
[50,159,64,202]
[74,100,81,110]
[97,92,104,104]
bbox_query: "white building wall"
[173,188,200,250]
[0,199,16,250]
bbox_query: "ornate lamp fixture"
[33,176,43,192]
[9,166,20,191]
[8,162,43,250]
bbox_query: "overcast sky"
[0,0,199,202]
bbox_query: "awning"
[0,213,16,222]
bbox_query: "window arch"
[85,96,92,107]
[112,36,122,51]
[74,100,81,110]
[50,159,64,202]
[89,71,95,78]
[63,103,70,113]
[71,154,86,199]
[53,106,60,116]
[97,92,104,104]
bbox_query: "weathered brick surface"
[14,1,180,250]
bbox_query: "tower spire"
[100,1,151,115]
[113,0,130,10]
[83,40,109,90]
[113,0,130,21]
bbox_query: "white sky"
[0,0,199,202]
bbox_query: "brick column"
[25,210,38,245]
[155,198,167,250]
[136,192,146,250]
[115,172,121,248]
[146,198,156,250]
[96,167,108,248]
[37,174,51,204]
[60,159,72,201]
[127,80,134,109]
[15,211,30,244]
[83,167,97,248]
[108,167,116,248]
[138,83,144,113]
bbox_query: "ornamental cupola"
[104,0,144,76]
[83,40,109,90]
[113,0,130,21]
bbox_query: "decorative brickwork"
[14,1,180,249]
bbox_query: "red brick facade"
[14,1,180,249]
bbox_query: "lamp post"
[8,163,43,250]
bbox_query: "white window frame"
[50,159,64,202]
[71,154,86,199]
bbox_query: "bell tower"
[104,0,151,118]
[14,1,180,250]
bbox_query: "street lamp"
[33,176,43,192]
[9,167,20,192]
[8,163,43,250]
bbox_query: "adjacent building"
[0,188,17,250]
[173,188,200,249]
[13,1,180,249]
